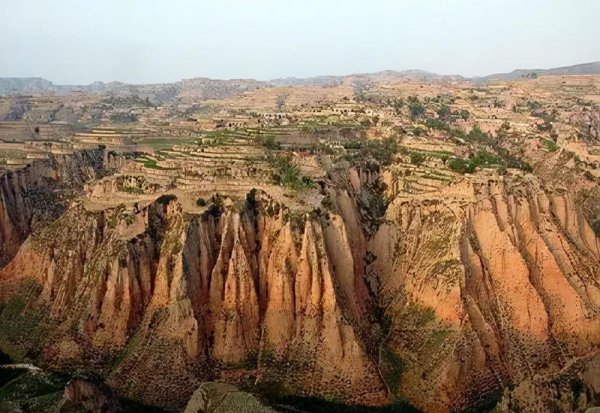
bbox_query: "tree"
[466,125,490,142]
[436,104,450,120]
[410,152,427,165]
[448,158,477,174]
[276,95,287,110]
[408,96,425,119]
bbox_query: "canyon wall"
[0,150,108,265]
[371,177,600,412]
[0,153,599,412]
[0,187,387,407]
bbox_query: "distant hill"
[0,77,54,94]
[473,62,600,82]
[0,77,267,104]
[1,62,598,97]
[270,69,465,87]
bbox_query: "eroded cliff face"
[370,176,600,412]
[0,189,386,408]
[0,150,105,264]
[0,153,599,412]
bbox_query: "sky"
[0,0,599,84]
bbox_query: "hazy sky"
[1,0,598,84]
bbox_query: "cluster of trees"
[447,148,532,174]
[408,96,426,119]
[345,137,398,167]
[410,152,427,165]
[109,112,138,123]
[271,155,314,190]
[255,135,280,150]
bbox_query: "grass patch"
[123,186,144,194]
[542,138,559,152]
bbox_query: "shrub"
[124,186,144,194]
[408,96,425,118]
[196,197,206,207]
[449,128,466,140]
[584,171,596,181]
[472,150,501,166]
[425,117,450,131]
[343,140,363,150]
[347,138,398,166]
[273,155,314,191]
[448,158,477,174]
[124,214,135,225]
[410,152,427,165]
[413,126,426,136]
[245,188,258,210]
[206,194,224,218]
[466,125,490,142]
[436,104,450,119]
[206,204,221,217]
[542,138,558,152]
[256,135,280,150]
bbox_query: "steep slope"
[370,175,600,412]
[0,188,386,408]
[0,152,599,412]
[0,150,109,265]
